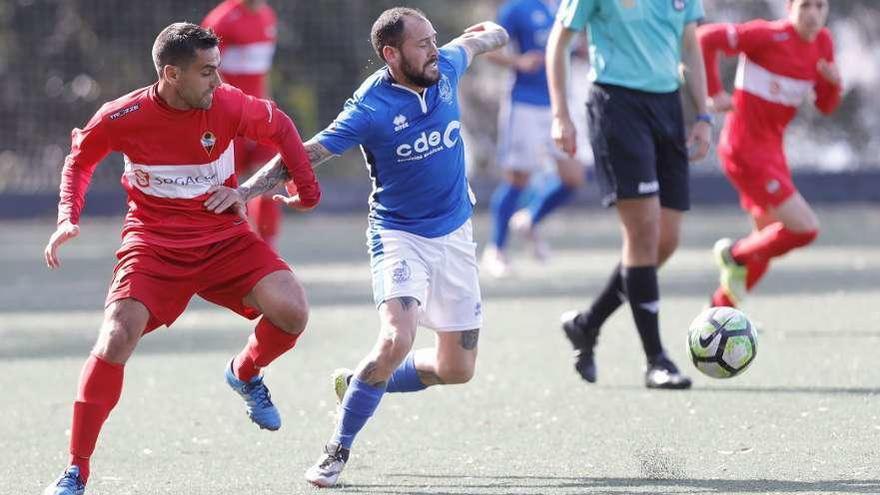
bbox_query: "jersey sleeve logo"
[201,131,217,156]
[672,0,685,11]
[108,103,141,121]
[438,74,453,105]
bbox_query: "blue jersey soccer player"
[227,7,509,488]
[482,0,590,276]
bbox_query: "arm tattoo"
[237,156,289,202]
[236,139,336,202]
[458,329,479,350]
[449,26,510,63]
[357,361,388,387]
[395,296,419,311]
[304,138,335,167]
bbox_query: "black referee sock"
[622,265,663,359]
[575,263,625,331]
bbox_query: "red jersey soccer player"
[42,23,320,495]
[203,0,283,246]
[698,0,842,307]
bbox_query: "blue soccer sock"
[332,377,386,449]
[528,176,575,226]
[490,182,524,249]
[385,353,427,393]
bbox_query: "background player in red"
[699,0,842,308]
[42,22,320,495]
[203,0,283,246]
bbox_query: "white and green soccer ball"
[687,307,757,379]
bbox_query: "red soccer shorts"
[720,150,796,218]
[105,231,290,333]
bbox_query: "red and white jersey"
[699,20,841,161]
[58,83,320,248]
[202,0,277,98]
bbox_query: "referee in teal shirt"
[550,0,712,389]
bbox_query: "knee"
[794,214,820,242]
[507,171,531,189]
[377,330,415,363]
[795,228,819,247]
[366,333,414,380]
[625,224,660,261]
[559,167,585,188]
[94,305,146,362]
[268,292,309,335]
[436,360,476,385]
[563,174,585,189]
[658,235,680,265]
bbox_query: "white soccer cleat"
[304,443,350,488]
[480,245,510,278]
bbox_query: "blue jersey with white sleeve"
[498,0,557,106]
[317,45,475,238]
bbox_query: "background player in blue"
[547,0,712,388]
[221,7,509,488]
[482,0,589,276]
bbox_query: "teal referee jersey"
[557,0,704,93]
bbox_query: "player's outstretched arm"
[272,139,337,210]
[206,138,337,214]
[446,21,509,65]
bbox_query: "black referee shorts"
[586,82,690,211]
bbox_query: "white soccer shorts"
[368,220,483,332]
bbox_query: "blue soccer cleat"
[43,465,85,495]
[225,360,281,431]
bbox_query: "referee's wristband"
[695,113,714,126]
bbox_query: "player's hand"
[44,220,80,270]
[817,59,842,87]
[463,21,497,34]
[708,91,733,113]
[515,51,545,73]
[204,186,247,220]
[551,115,577,157]
[272,181,314,212]
[687,120,712,162]
[272,193,315,212]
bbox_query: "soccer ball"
[687,307,757,379]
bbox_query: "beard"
[401,56,440,88]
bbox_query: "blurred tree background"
[0,0,877,194]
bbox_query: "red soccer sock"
[233,317,300,382]
[731,222,818,266]
[248,195,282,247]
[711,287,736,307]
[746,259,770,291]
[69,355,125,483]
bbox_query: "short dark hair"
[152,22,220,74]
[370,7,427,62]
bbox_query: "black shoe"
[561,311,598,383]
[645,354,692,390]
